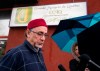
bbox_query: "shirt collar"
[24,40,42,53]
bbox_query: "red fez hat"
[27,18,48,29]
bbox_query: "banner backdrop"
[10,2,87,27]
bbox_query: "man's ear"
[25,29,31,37]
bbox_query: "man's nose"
[40,35,46,40]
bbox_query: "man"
[0,18,48,71]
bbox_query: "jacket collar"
[24,40,42,53]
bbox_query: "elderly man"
[0,19,48,71]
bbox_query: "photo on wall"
[0,39,7,58]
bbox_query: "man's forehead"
[32,26,48,32]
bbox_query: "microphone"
[79,54,100,69]
[58,64,66,71]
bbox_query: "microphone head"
[58,64,66,71]
[79,54,91,62]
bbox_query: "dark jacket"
[0,40,47,71]
[69,58,91,71]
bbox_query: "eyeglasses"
[31,31,48,38]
